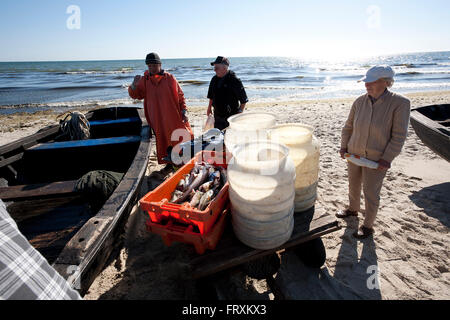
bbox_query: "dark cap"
[145,52,161,65]
[210,56,229,66]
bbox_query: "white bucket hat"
[358,65,395,83]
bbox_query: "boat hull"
[0,106,152,295]
[410,104,450,162]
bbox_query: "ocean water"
[0,51,449,114]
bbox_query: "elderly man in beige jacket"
[337,65,411,239]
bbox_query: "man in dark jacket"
[206,56,248,130]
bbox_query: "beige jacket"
[341,90,411,163]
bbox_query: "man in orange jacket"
[129,52,193,164]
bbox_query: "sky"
[0,0,449,62]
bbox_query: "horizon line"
[0,49,449,63]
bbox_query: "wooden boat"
[410,104,450,162]
[0,106,151,295]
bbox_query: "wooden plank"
[89,117,141,126]
[0,180,78,202]
[0,153,24,169]
[189,207,340,279]
[437,119,450,126]
[6,195,85,223]
[0,156,17,181]
[16,198,92,264]
[29,136,141,151]
[0,125,60,155]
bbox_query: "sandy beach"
[1,90,449,300]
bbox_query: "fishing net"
[75,170,124,211]
[56,111,91,140]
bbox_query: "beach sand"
[1,91,449,300]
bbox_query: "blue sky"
[0,0,449,61]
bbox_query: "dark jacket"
[207,71,248,118]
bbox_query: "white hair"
[382,77,394,88]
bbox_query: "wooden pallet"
[189,205,340,279]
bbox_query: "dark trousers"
[214,111,240,131]
[214,115,231,131]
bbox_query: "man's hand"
[378,159,391,171]
[181,110,188,123]
[131,75,141,90]
[340,148,347,159]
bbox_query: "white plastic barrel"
[267,124,320,212]
[224,112,276,156]
[228,140,296,250]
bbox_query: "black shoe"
[353,226,374,239]
[335,209,358,219]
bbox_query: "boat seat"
[27,135,141,151]
[0,180,79,202]
[20,136,141,184]
[89,117,141,127]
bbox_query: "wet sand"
[1,90,449,300]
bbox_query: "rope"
[56,111,91,140]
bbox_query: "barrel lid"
[268,123,313,145]
[227,112,276,131]
[232,140,291,175]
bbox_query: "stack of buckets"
[225,112,320,250]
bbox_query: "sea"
[0,51,449,115]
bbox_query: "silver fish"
[199,181,214,192]
[170,190,184,203]
[176,177,187,191]
[186,173,194,187]
[187,189,196,201]
[175,166,208,204]
[198,189,214,211]
[192,163,203,174]
[189,190,204,207]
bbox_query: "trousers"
[347,162,387,228]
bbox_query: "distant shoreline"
[1,89,450,116]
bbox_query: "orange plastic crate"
[139,151,229,235]
[145,204,229,254]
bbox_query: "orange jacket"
[129,71,193,163]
